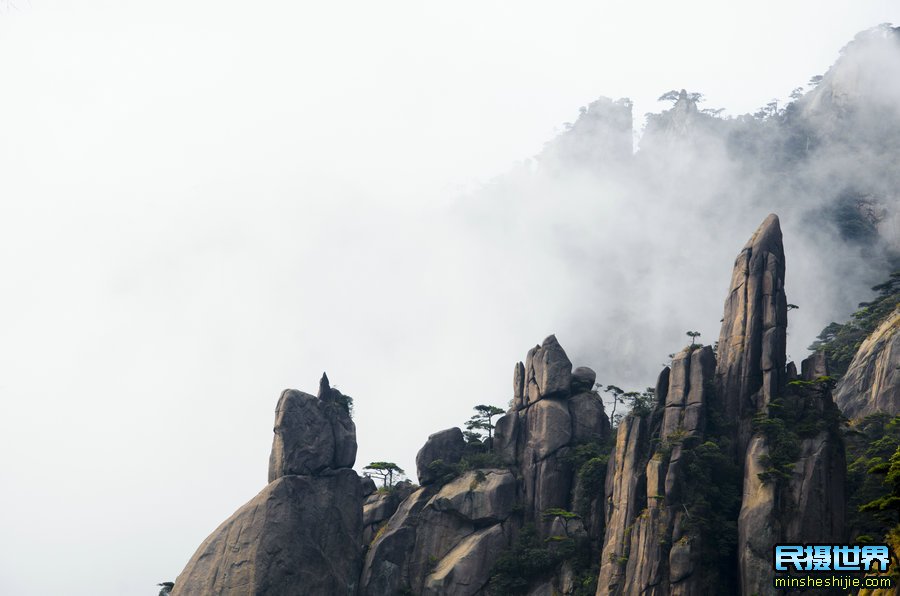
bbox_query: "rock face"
[362,480,415,544]
[172,374,364,596]
[834,309,900,419]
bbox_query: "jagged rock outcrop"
[524,334,574,404]
[363,480,416,544]
[596,215,846,596]
[172,374,364,596]
[715,213,787,455]
[834,308,900,419]
[268,374,357,480]
[362,335,610,596]
[505,337,609,528]
[597,347,716,596]
[712,216,845,595]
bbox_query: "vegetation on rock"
[363,461,405,487]
[809,271,899,377]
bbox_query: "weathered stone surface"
[267,387,357,481]
[524,398,572,460]
[525,335,573,404]
[416,427,466,485]
[834,309,900,419]
[569,391,609,443]
[422,523,510,596]
[493,411,520,465]
[431,469,517,525]
[572,366,597,393]
[171,469,363,596]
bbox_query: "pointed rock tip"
[743,213,783,253]
[541,334,560,347]
[317,372,331,399]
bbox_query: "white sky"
[1,2,898,595]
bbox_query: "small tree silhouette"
[686,331,702,348]
[601,384,626,423]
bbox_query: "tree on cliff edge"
[465,404,505,446]
[364,462,405,487]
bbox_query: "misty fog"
[0,3,898,595]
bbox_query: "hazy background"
[1,2,898,594]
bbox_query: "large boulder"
[571,366,597,393]
[171,469,363,596]
[525,335,573,404]
[416,428,466,485]
[268,386,357,481]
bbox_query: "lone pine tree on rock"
[364,461,405,487]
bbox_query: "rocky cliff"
[170,215,857,596]
[594,215,845,596]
